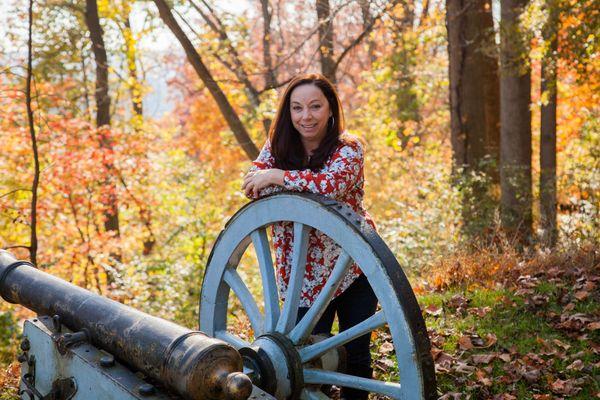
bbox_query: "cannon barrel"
[0,250,252,400]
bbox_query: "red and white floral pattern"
[248,135,376,307]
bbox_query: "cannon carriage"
[1,193,436,400]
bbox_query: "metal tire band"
[0,261,34,303]
[160,331,205,374]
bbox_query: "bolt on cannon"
[1,193,436,399]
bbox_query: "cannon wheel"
[200,193,436,400]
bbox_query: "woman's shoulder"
[337,133,365,156]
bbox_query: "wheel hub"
[241,332,303,399]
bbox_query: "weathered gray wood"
[251,228,280,332]
[199,193,436,399]
[276,222,310,334]
[289,250,351,344]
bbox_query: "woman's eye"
[311,105,321,110]
[292,106,302,112]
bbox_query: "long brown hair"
[269,73,345,170]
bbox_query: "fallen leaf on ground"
[454,361,476,374]
[472,353,496,364]
[379,341,394,354]
[574,290,589,301]
[553,338,571,351]
[469,306,491,317]
[458,335,474,350]
[551,378,582,395]
[493,394,516,400]
[521,368,541,383]
[424,304,442,316]
[587,321,600,330]
[566,359,584,371]
[438,393,462,400]
[475,369,492,386]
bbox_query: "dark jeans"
[297,273,378,399]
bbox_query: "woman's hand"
[242,169,285,198]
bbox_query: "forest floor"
[0,248,598,399]
[371,246,600,399]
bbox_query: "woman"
[242,73,377,400]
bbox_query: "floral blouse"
[248,135,376,307]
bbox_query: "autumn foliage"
[0,0,598,398]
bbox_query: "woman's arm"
[282,141,363,199]
[242,142,285,199]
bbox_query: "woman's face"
[289,84,331,147]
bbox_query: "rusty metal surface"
[21,316,179,399]
[0,250,252,400]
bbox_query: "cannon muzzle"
[0,250,252,400]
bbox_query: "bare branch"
[333,1,398,72]
[0,189,32,199]
[187,0,261,106]
[2,245,31,251]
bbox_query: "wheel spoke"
[251,228,280,332]
[224,267,264,336]
[289,251,352,344]
[303,369,401,398]
[214,330,251,349]
[276,222,310,334]
[299,311,386,363]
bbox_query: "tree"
[113,1,156,255]
[316,0,336,82]
[358,0,376,63]
[446,0,500,237]
[26,0,40,266]
[539,0,559,247]
[500,0,533,243]
[84,0,121,267]
[153,0,259,160]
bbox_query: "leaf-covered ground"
[371,249,600,399]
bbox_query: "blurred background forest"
[0,0,598,398]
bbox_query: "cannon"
[1,193,436,399]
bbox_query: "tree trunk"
[316,0,336,83]
[153,0,259,160]
[358,0,375,63]
[500,0,533,243]
[84,0,121,269]
[260,0,276,134]
[122,12,156,255]
[447,0,499,174]
[447,0,500,238]
[123,15,143,119]
[26,0,39,266]
[540,0,559,247]
[261,0,277,89]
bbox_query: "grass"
[369,247,600,399]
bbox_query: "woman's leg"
[296,300,337,335]
[335,273,378,400]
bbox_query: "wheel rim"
[200,193,436,400]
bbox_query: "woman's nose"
[301,109,312,120]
